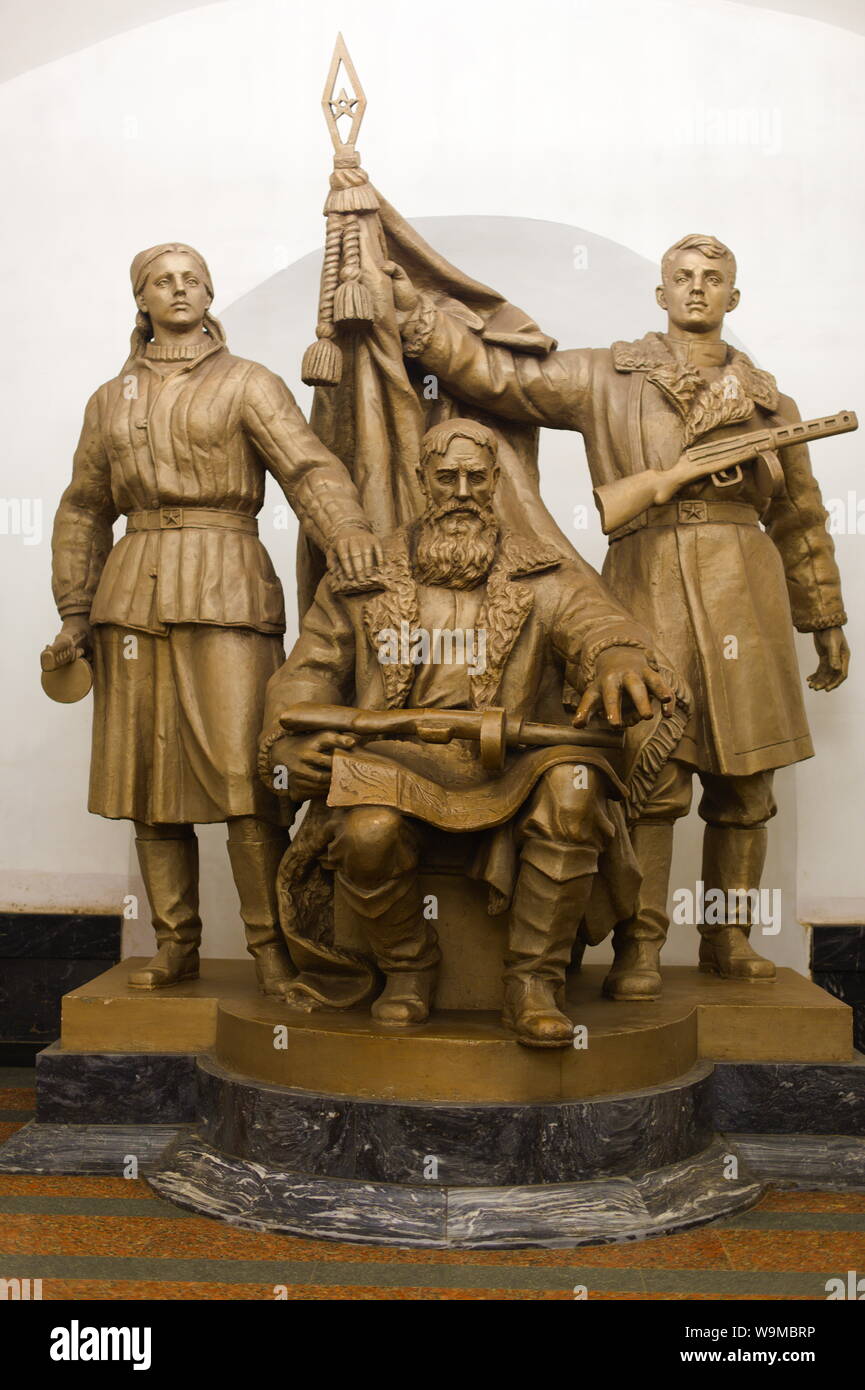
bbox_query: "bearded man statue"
[260,419,677,1047]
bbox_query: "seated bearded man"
[260,420,675,1047]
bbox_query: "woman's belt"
[609,499,760,542]
[126,507,259,535]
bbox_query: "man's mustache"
[430,499,486,519]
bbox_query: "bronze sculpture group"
[43,53,854,1051]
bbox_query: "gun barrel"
[510,718,622,750]
[279,703,622,753]
[280,704,444,738]
[686,411,858,474]
[770,411,857,449]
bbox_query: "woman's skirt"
[89,623,287,825]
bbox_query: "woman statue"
[44,243,379,993]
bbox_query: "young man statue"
[383,235,848,997]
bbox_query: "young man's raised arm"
[385,263,592,433]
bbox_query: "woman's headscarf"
[125,242,227,364]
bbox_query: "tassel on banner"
[324,160,380,215]
[301,327,342,387]
[333,213,374,325]
[301,213,344,386]
[333,275,374,325]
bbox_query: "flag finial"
[322,33,367,154]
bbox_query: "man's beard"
[413,501,499,589]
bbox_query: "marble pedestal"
[1,959,863,1248]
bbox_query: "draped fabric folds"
[297,188,566,615]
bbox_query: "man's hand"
[573,648,675,729]
[329,528,382,587]
[381,261,421,320]
[41,616,92,670]
[808,627,850,692]
[269,730,356,800]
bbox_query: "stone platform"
[1,959,862,1248]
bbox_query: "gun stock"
[593,471,669,535]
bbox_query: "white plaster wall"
[1,0,862,971]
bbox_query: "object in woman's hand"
[40,644,93,703]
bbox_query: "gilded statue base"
[57,958,851,1102]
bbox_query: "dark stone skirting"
[811,925,865,973]
[0,912,121,960]
[810,924,865,1054]
[0,912,121,1064]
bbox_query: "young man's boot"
[698,824,776,980]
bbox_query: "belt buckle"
[678,500,707,524]
[160,506,182,529]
